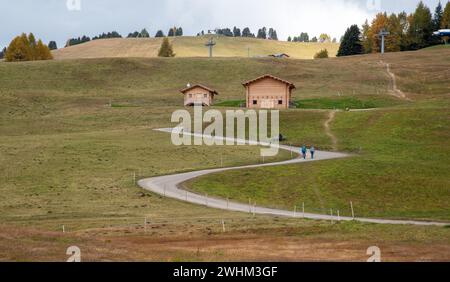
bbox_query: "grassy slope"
[0,48,449,261]
[52,36,340,60]
[183,49,450,221]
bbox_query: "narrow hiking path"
[137,128,449,227]
[381,61,409,100]
[324,111,338,151]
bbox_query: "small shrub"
[314,48,329,59]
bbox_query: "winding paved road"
[138,128,448,227]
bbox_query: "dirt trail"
[324,111,338,151]
[381,61,409,100]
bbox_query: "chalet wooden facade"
[180,84,218,106]
[242,75,296,109]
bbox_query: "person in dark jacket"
[301,145,307,159]
[310,146,315,159]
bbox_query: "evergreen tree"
[158,37,175,57]
[233,26,241,37]
[242,27,255,37]
[268,28,278,40]
[337,25,363,56]
[311,36,318,42]
[140,28,150,38]
[155,30,165,37]
[48,41,58,50]
[433,1,444,30]
[168,27,176,36]
[175,27,183,36]
[287,36,292,42]
[408,1,433,49]
[257,27,267,39]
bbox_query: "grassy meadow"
[52,36,340,60]
[0,46,449,261]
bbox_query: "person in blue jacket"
[301,145,307,159]
[310,146,315,159]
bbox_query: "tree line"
[65,27,185,47]
[3,33,52,62]
[338,1,450,56]
[196,27,279,40]
[66,31,122,47]
[287,33,337,43]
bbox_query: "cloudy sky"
[0,0,443,48]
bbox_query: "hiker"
[310,146,315,159]
[301,145,307,159]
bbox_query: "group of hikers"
[301,145,315,160]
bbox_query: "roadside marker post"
[144,217,147,233]
[253,202,256,217]
[337,210,341,222]
[62,225,65,233]
[302,202,305,218]
[205,194,208,206]
[350,201,355,219]
[330,209,334,224]
[249,198,252,214]
[222,219,226,232]
[186,191,188,201]
[294,206,297,217]
[290,144,293,159]
[227,198,229,210]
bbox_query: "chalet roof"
[180,84,219,95]
[242,74,296,89]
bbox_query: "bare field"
[52,36,340,60]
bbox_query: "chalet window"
[204,94,208,98]
[189,94,192,98]
[253,100,257,105]
[278,100,283,105]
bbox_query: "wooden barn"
[242,74,296,109]
[180,84,218,106]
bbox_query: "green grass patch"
[214,100,246,107]
[186,107,450,221]
[294,96,402,110]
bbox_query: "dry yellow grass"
[52,36,340,60]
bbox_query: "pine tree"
[287,36,292,42]
[337,25,363,56]
[433,1,444,30]
[175,27,183,36]
[257,27,267,39]
[158,37,175,57]
[268,28,278,40]
[155,30,165,37]
[242,27,254,37]
[311,36,318,43]
[48,41,58,50]
[140,28,150,38]
[168,27,176,37]
[233,27,241,37]
[408,1,433,49]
